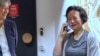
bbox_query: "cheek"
[78,19,83,24]
[76,19,83,26]
[0,9,4,14]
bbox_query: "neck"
[0,20,3,28]
[74,27,84,36]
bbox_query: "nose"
[70,19,75,23]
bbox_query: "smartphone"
[63,23,72,32]
[63,26,69,32]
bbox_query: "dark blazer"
[0,19,18,56]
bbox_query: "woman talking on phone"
[53,6,100,56]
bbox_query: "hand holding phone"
[59,22,68,38]
[63,25,70,32]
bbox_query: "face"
[67,10,83,31]
[0,2,10,21]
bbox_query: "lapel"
[4,20,12,54]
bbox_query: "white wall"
[36,0,100,56]
[36,0,64,56]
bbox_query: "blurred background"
[8,0,100,56]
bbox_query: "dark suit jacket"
[0,19,18,56]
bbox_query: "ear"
[81,19,84,24]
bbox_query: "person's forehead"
[67,10,80,17]
[68,10,79,14]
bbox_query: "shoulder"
[4,19,16,26]
[87,32,100,56]
[87,31,99,46]
[4,19,15,24]
[88,32,99,41]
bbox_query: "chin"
[72,27,78,31]
[2,17,7,19]
[0,18,6,21]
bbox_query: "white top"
[0,25,11,56]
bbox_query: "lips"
[70,24,77,28]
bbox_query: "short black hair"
[66,6,88,24]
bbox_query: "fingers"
[59,22,68,37]
[61,22,67,32]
